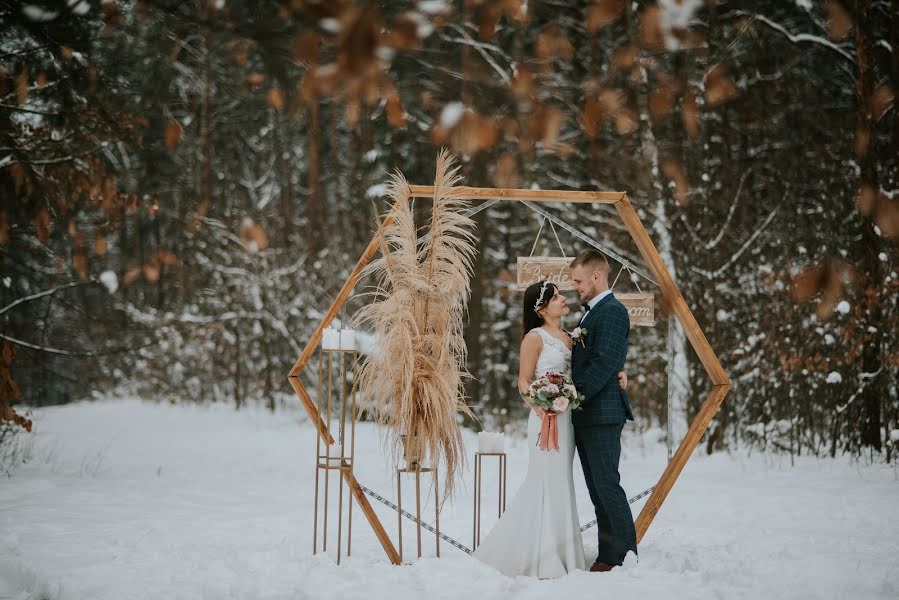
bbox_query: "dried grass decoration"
[354,150,477,501]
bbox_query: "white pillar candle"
[322,327,339,350]
[339,329,356,351]
[478,432,505,453]
[326,443,344,465]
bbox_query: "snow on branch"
[735,11,855,65]
[691,207,779,279]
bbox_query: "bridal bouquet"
[524,372,585,451]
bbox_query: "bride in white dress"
[473,281,626,579]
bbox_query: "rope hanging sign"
[516,215,655,327]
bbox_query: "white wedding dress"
[472,327,586,578]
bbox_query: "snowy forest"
[2,0,898,461]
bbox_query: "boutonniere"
[569,327,588,347]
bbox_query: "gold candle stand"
[396,465,440,562]
[472,451,507,550]
[312,347,357,564]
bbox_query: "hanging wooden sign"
[616,292,655,327]
[516,257,655,327]
[516,257,574,290]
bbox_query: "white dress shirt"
[579,290,612,324]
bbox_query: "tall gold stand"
[312,347,357,564]
[396,465,440,562]
[472,451,507,550]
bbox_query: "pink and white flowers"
[569,326,588,347]
[524,371,584,415]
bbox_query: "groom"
[569,249,637,572]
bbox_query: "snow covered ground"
[1,399,897,600]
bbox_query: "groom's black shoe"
[589,561,616,573]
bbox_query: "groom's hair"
[570,249,609,274]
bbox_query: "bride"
[473,280,627,578]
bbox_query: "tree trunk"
[306,101,323,255]
[855,0,883,451]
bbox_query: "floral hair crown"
[533,281,551,313]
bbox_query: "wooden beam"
[408,185,624,204]
[288,376,334,445]
[634,383,731,542]
[343,468,402,564]
[615,195,730,386]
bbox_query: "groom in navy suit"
[569,249,637,572]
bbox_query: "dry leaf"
[73,249,89,281]
[535,23,574,62]
[9,163,29,195]
[682,89,700,138]
[491,152,520,188]
[639,5,663,49]
[662,161,689,205]
[386,93,406,127]
[246,73,265,87]
[871,85,894,120]
[239,218,269,253]
[337,4,380,77]
[60,46,73,60]
[479,4,502,41]
[873,192,899,238]
[157,249,180,267]
[580,98,602,138]
[855,184,877,216]
[704,64,738,106]
[164,121,182,151]
[854,126,871,157]
[123,268,142,286]
[511,65,535,99]
[585,0,624,32]
[143,257,161,283]
[614,109,637,135]
[649,79,677,122]
[824,0,852,41]
[268,86,285,110]
[431,105,497,155]
[389,12,421,48]
[15,67,28,105]
[292,30,321,64]
[791,258,853,321]
[0,211,8,245]
[531,104,565,146]
[611,45,636,70]
[94,235,107,256]
[35,208,51,242]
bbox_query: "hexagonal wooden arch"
[287,186,731,565]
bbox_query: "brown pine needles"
[354,150,477,501]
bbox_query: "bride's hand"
[618,371,628,390]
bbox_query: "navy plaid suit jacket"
[571,293,634,426]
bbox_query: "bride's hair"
[522,280,557,338]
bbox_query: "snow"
[21,5,59,22]
[418,1,451,16]
[891,430,899,443]
[366,183,389,199]
[836,300,850,315]
[439,102,466,129]
[1,399,898,599]
[67,0,90,16]
[99,270,118,294]
[825,371,842,384]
